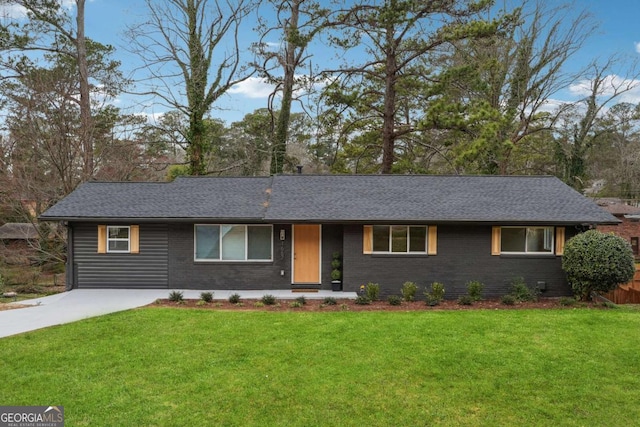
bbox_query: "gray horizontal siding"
[73,223,168,288]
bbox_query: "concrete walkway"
[0,289,357,339]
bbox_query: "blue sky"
[4,0,640,125]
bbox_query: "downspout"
[66,223,74,291]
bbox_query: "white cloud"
[568,74,640,103]
[635,42,640,54]
[227,77,275,99]
[0,0,77,19]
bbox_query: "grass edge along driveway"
[1,308,639,426]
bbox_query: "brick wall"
[597,216,640,256]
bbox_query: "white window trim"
[194,224,273,262]
[106,226,130,254]
[500,226,555,255]
[372,225,428,254]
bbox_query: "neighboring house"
[0,222,39,265]
[595,199,640,258]
[39,175,617,298]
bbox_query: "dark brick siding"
[70,221,579,296]
[343,224,578,299]
[167,223,292,290]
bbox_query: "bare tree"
[126,0,256,176]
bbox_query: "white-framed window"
[372,225,427,253]
[194,225,272,261]
[107,226,130,253]
[500,226,554,254]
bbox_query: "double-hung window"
[195,225,272,261]
[372,225,427,253]
[500,226,554,254]
[107,226,130,253]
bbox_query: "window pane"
[501,228,526,252]
[409,227,427,252]
[108,240,129,252]
[222,225,245,260]
[527,228,552,253]
[195,225,220,260]
[391,226,407,252]
[373,226,390,252]
[248,226,272,260]
[108,227,129,239]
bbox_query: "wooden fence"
[602,263,640,304]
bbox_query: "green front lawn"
[1,308,639,426]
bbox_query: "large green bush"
[562,230,635,300]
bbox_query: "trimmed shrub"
[261,294,277,305]
[562,230,635,300]
[168,290,184,302]
[501,295,516,305]
[295,296,307,305]
[466,281,485,301]
[424,282,445,306]
[322,297,337,306]
[355,295,371,305]
[401,281,418,302]
[387,295,402,306]
[457,295,474,305]
[509,277,539,302]
[228,293,241,304]
[365,282,380,301]
[200,291,214,303]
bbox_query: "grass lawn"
[1,308,639,426]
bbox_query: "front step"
[291,284,320,292]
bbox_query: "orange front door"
[293,224,321,284]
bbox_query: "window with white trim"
[194,225,272,261]
[372,225,427,253]
[500,226,554,254]
[107,226,130,253]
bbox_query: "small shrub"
[295,296,307,305]
[466,281,485,301]
[261,294,277,305]
[501,294,516,305]
[401,281,418,302]
[196,300,206,306]
[601,301,618,309]
[424,282,445,306]
[340,303,349,311]
[15,284,43,294]
[323,297,337,305]
[558,297,577,306]
[228,293,241,304]
[168,290,184,302]
[154,298,162,305]
[254,301,265,308]
[365,282,380,301]
[200,291,214,303]
[510,277,539,302]
[387,295,402,306]
[355,295,371,305]
[289,301,303,308]
[457,295,474,305]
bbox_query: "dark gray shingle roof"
[40,177,272,220]
[40,175,618,224]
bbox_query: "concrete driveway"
[0,289,356,339]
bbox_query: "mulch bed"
[149,297,606,312]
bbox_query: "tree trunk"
[381,21,397,174]
[270,0,300,175]
[76,0,93,179]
